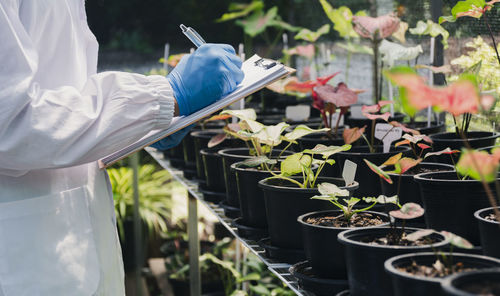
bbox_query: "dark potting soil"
[461,280,500,295]
[398,260,474,278]
[361,229,439,247]
[305,212,385,228]
[485,213,499,222]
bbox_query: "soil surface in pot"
[393,166,444,176]
[460,280,500,295]
[306,212,385,228]
[362,230,440,247]
[399,260,474,278]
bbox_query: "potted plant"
[337,203,449,296]
[258,144,359,255]
[298,183,392,279]
[217,109,327,218]
[385,231,500,296]
[334,101,412,196]
[441,268,500,296]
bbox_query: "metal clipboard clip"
[254,58,278,70]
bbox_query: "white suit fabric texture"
[0,0,176,295]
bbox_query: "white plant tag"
[374,123,403,153]
[350,105,364,119]
[342,159,357,186]
[286,105,310,122]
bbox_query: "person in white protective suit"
[0,1,244,295]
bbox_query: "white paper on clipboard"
[99,55,294,168]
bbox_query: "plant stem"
[333,113,343,136]
[277,142,293,159]
[373,39,381,103]
[483,12,500,65]
[370,119,376,152]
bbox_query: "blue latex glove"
[150,125,194,151]
[167,43,244,116]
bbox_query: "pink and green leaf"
[389,202,425,220]
[382,153,403,166]
[343,126,366,144]
[456,149,500,183]
[441,231,474,249]
[424,148,460,159]
[364,159,393,184]
[208,133,227,148]
[395,157,422,174]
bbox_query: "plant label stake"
[286,105,310,122]
[342,159,357,186]
[375,123,402,153]
[163,43,170,74]
[350,105,364,118]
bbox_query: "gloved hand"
[167,43,245,116]
[150,125,195,151]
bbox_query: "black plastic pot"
[297,210,389,279]
[259,237,306,263]
[164,141,185,169]
[429,131,499,164]
[475,207,500,259]
[381,162,455,206]
[414,171,499,245]
[408,121,446,135]
[232,163,274,228]
[385,252,500,296]
[441,268,500,296]
[169,278,224,296]
[219,148,292,209]
[344,112,407,137]
[191,130,243,181]
[258,177,359,249]
[337,227,449,296]
[289,261,349,296]
[336,145,411,197]
[200,148,226,194]
[182,131,198,180]
[336,290,350,296]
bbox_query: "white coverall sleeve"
[0,4,175,176]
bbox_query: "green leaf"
[439,0,487,24]
[249,284,271,295]
[216,1,264,22]
[294,24,330,43]
[283,125,330,142]
[281,153,311,176]
[237,272,261,283]
[270,19,303,32]
[251,122,290,146]
[319,0,359,38]
[363,195,399,205]
[317,182,350,196]
[379,40,423,67]
[409,20,450,49]
[303,144,352,159]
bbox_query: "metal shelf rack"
[147,148,310,296]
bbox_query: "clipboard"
[98,55,294,169]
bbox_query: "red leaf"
[395,139,411,147]
[417,143,431,150]
[284,80,316,94]
[343,126,366,144]
[362,104,381,114]
[314,82,359,107]
[424,148,460,158]
[316,72,341,85]
[205,114,232,122]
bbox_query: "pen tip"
[180,24,187,32]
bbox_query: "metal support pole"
[188,192,201,296]
[131,152,143,296]
[431,0,445,86]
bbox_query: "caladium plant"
[352,12,401,103]
[266,144,352,188]
[212,109,330,171]
[311,183,394,224]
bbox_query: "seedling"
[311,183,396,224]
[267,144,351,188]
